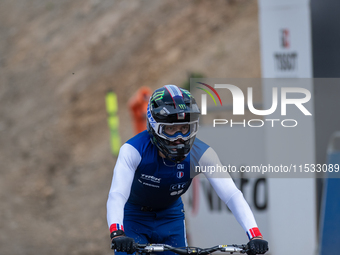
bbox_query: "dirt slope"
[0,1,260,254]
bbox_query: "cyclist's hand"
[110,231,135,254]
[246,238,268,255]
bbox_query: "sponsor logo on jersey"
[170,182,188,191]
[177,164,184,169]
[170,189,184,196]
[138,179,160,188]
[140,174,161,183]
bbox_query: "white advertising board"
[258,1,316,255]
[258,0,313,78]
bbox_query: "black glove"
[246,238,268,255]
[110,230,136,254]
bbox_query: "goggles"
[156,121,199,142]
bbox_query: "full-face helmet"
[147,85,200,163]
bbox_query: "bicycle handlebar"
[133,243,249,255]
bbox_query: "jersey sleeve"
[199,147,263,239]
[106,143,141,232]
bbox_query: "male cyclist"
[107,85,268,255]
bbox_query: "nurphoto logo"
[196,82,312,128]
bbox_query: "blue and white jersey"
[107,131,261,239]
[125,131,208,209]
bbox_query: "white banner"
[259,0,313,78]
[258,1,316,255]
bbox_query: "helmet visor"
[158,121,198,142]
